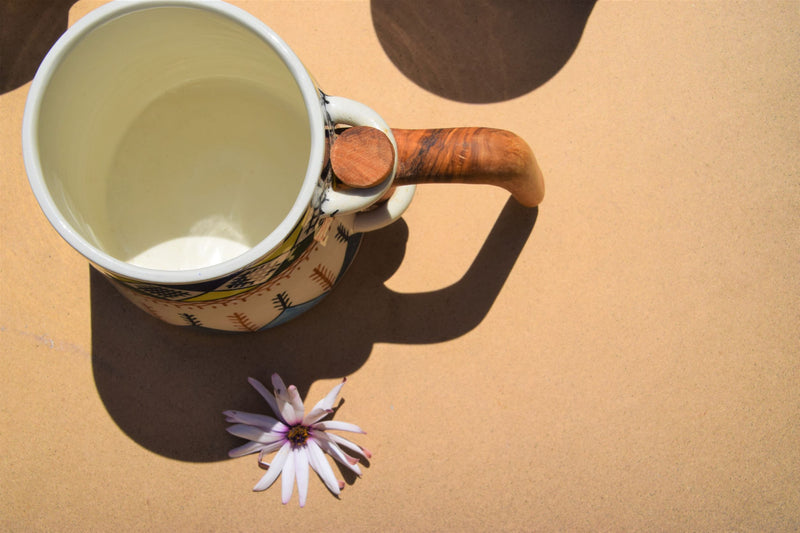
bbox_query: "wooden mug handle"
[331,126,544,207]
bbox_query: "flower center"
[287,425,309,446]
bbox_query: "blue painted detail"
[259,232,363,330]
[260,293,329,330]
[336,232,363,283]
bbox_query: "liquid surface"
[105,77,309,270]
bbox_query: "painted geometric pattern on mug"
[117,206,331,303]
[111,218,362,331]
[120,240,321,321]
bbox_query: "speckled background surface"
[2,1,798,530]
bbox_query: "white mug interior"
[24,1,326,282]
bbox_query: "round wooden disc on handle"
[330,126,395,188]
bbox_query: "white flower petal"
[226,424,284,444]
[303,406,334,425]
[254,440,285,459]
[271,373,290,402]
[306,439,340,496]
[295,446,310,507]
[286,385,305,425]
[228,441,266,458]
[253,442,290,492]
[326,432,373,459]
[281,448,296,504]
[306,378,346,423]
[312,420,366,434]
[223,410,286,432]
[313,434,362,476]
[270,374,298,425]
[247,378,282,421]
[279,402,297,427]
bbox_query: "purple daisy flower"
[224,373,371,506]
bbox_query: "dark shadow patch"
[371,0,596,103]
[90,199,538,462]
[0,0,78,94]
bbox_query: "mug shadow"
[371,0,596,103]
[0,0,78,94]
[90,198,538,462]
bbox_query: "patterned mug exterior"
[107,207,362,331]
[23,0,415,331]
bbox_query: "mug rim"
[22,0,327,285]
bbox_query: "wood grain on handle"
[329,126,395,188]
[392,128,544,207]
[331,126,544,207]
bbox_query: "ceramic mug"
[22,0,417,331]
